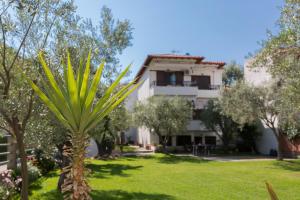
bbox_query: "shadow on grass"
[30,190,62,200]
[156,154,211,164]
[29,171,59,195]
[31,189,174,200]
[91,190,175,200]
[273,160,300,171]
[86,163,143,178]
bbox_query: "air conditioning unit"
[184,70,190,75]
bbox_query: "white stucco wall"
[125,57,224,147]
[244,60,272,86]
[255,122,278,155]
[244,59,277,155]
[86,138,98,157]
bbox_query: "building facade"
[126,54,225,148]
[244,60,300,156]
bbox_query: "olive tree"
[133,96,192,151]
[200,99,239,151]
[220,82,293,160]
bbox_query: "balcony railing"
[150,81,220,90]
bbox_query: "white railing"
[150,81,221,90]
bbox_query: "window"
[156,71,184,86]
[169,72,176,85]
[176,136,191,146]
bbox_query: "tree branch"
[8,5,38,72]
[0,124,10,133]
[41,10,58,50]
[0,0,14,18]
[0,17,8,86]
[21,89,34,131]
[0,107,12,125]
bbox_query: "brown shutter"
[192,76,211,89]
[157,71,166,86]
[176,71,184,86]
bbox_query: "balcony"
[198,89,220,98]
[150,81,198,96]
[150,81,221,98]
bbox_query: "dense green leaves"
[134,96,192,146]
[222,61,244,87]
[29,52,138,135]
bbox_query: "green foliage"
[237,123,261,153]
[33,149,55,175]
[14,163,41,184]
[134,96,192,146]
[222,61,244,87]
[0,169,19,199]
[251,0,300,131]
[200,100,239,148]
[28,51,138,198]
[220,83,276,126]
[28,52,138,135]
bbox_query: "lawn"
[29,154,300,200]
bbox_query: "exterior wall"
[244,60,272,86]
[244,60,277,155]
[150,86,198,96]
[137,69,151,102]
[86,138,98,157]
[255,122,278,155]
[138,126,151,146]
[126,57,224,147]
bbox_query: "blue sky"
[75,0,284,78]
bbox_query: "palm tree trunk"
[62,134,90,200]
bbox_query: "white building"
[126,54,225,148]
[244,60,278,155]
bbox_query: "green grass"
[119,145,137,153]
[29,154,300,200]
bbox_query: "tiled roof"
[134,54,225,83]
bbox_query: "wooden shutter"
[156,71,166,86]
[176,71,184,86]
[192,75,211,89]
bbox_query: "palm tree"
[28,51,140,200]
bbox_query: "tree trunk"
[270,127,284,161]
[14,129,28,200]
[277,141,284,161]
[17,138,29,200]
[11,117,28,200]
[222,138,229,153]
[57,141,71,191]
[62,134,90,200]
[7,136,17,170]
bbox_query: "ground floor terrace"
[134,126,222,148]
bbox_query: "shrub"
[14,162,41,183]
[33,149,55,175]
[0,169,21,199]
